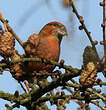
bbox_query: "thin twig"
[6,103,20,110]
[92,91,106,102]
[6,24,24,48]
[69,0,100,60]
[66,81,106,87]
[91,100,106,110]
[0,57,80,73]
[31,93,106,106]
[0,9,24,48]
[103,0,106,62]
[88,89,106,102]
[0,10,8,32]
[94,81,106,86]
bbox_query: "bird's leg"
[19,82,27,93]
[24,80,31,93]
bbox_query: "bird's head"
[39,21,67,44]
[47,21,67,36]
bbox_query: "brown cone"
[0,32,15,58]
[10,50,23,81]
[80,62,97,87]
[83,46,98,69]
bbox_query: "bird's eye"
[53,23,59,27]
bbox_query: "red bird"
[23,21,67,73]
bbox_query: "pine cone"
[10,50,23,81]
[0,32,15,59]
[83,46,98,69]
[80,62,97,87]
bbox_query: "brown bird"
[23,21,67,74]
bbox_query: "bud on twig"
[14,90,19,98]
[100,2,105,6]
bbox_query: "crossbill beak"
[58,26,68,37]
[57,26,68,44]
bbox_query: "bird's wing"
[27,33,39,46]
[23,33,40,55]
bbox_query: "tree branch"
[102,0,106,62]
[88,89,106,102]
[0,57,80,73]
[91,100,106,110]
[69,0,100,61]
[0,9,24,48]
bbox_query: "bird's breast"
[25,37,60,73]
[35,37,60,61]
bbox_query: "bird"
[23,21,67,75]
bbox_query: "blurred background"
[0,0,105,109]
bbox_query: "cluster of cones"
[0,12,38,93]
[0,18,23,80]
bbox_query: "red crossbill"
[23,21,67,73]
